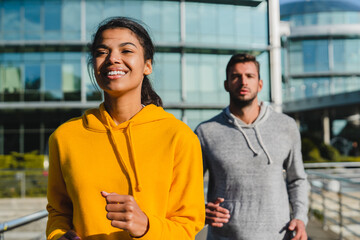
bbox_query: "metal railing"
[0,210,48,240]
[305,162,360,240]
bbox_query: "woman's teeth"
[107,70,125,76]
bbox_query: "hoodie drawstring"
[233,120,259,156]
[126,121,142,192]
[254,125,273,165]
[231,113,273,165]
[104,116,142,194]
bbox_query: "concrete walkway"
[0,198,341,240]
[195,218,339,240]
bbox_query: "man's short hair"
[226,53,260,80]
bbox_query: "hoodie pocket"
[211,200,241,237]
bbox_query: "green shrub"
[302,138,326,162]
[0,170,48,198]
[319,143,341,161]
[0,151,44,169]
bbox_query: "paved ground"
[195,218,339,240]
[0,198,342,240]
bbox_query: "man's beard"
[230,92,257,108]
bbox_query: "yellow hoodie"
[46,103,205,240]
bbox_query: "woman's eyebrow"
[95,44,109,49]
[119,42,137,48]
[95,42,137,49]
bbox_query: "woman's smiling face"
[93,28,152,97]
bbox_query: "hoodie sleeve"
[46,132,73,240]
[194,125,208,175]
[138,127,205,240]
[285,119,309,225]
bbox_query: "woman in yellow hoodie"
[46,17,205,240]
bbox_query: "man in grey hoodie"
[195,53,308,240]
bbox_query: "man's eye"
[122,49,133,53]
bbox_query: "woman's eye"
[95,50,108,56]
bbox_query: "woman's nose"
[109,53,121,64]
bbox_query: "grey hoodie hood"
[224,103,273,164]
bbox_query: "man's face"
[224,61,263,106]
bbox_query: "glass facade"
[0,0,271,154]
[282,11,360,27]
[281,0,360,148]
[0,52,82,102]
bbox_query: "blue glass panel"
[186,2,268,47]
[218,5,235,44]
[45,64,62,91]
[185,109,222,130]
[185,3,199,43]
[24,53,41,61]
[152,53,181,103]
[44,1,61,40]
[63,0,81,40]
[25,64,41,90]
[235,6,252,46]
[103,0,123,19]
[198,4,217,44]
[45,63,62,101]
[186,53,230,104]
[315,40,329,72]
[302,41,316,72]
[3,53,21,62]
[24,0,41,40]
[86,1,104,40]
[143,1,162,42]
[63,52,81,61]
[344,39,360,72]
[3,1,21,40]
[251,1,268,46]
[257,51,270,102]
[333,40,345,72]
[123,1,142,19]
[161,2,180,42]
[44,52,62,61]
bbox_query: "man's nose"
[240,76,248,85]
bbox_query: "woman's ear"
[144,59,152,75]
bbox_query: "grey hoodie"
[195,104,308,240]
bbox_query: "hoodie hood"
[225,103,274,164]
[83,103,173,132]
[82,103,175,194]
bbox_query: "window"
[86,1,104,41]
[45,64,62,101]
[186,2,268,47]
[0,60,22,102]
[44,0,61,40]
[185,54,229,104]
[24,64,41,101]
[62,0,81,40]
[24,0,41,40]
[63,63,81,101]
[152,53,181,103]
[302,40,329,73]
[2,1,21,40]
[185,109,221,130]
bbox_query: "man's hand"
[101,191,149,237]
[288,219,307,240]
[58,230,81,240]
[205,197,231,227]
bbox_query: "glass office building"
[0,0,272,155]
[280,0,360,146]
